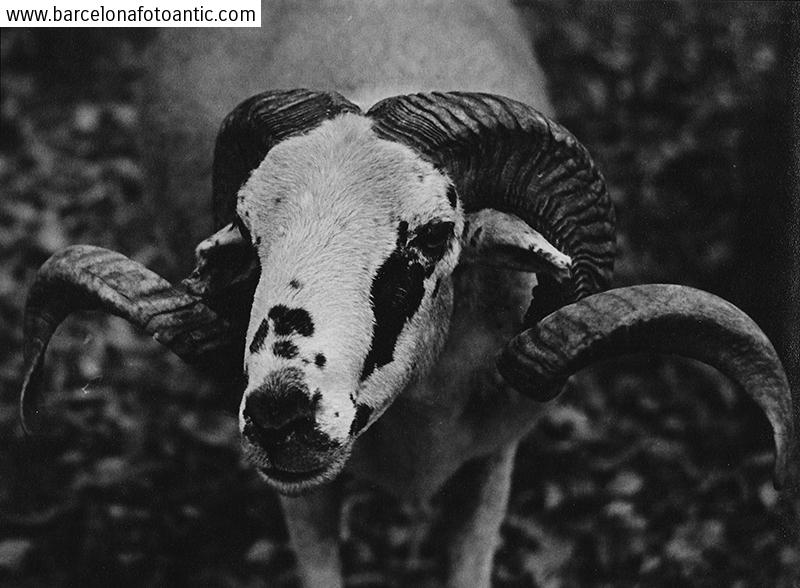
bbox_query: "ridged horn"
[19,245,235,434]
[369,92,615,313]
[212,89,362,229]
[497,284,798,492]
[20,91,362,434]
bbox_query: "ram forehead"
[237,113,455,237]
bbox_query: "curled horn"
[212,89,362,229]
[369,92,616,310]
[20,90,361,433]
[20,246,234,434]
[498,284,798,492]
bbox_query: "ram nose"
[241,368,339,474]
[243,375,317,432]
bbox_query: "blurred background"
[1,1,798,586]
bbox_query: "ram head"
[19,91,798,496]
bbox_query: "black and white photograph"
[1,1,798,586]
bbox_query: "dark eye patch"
[409,221,454,260]
[358,219,457,382]
[360,223,427,381]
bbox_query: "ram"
[18,3,799,587]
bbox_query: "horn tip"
[19,338,49,437]
[19,384,41,438]
[19,411,38,437]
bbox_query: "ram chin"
[242,437,354,496]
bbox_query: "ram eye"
[410,222,454,258]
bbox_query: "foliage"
[0,3,797,586]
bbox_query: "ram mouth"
[246,440,353,495]
[258,464,331,484]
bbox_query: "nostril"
[243,415,314,449]
[242,367,320,431]
[243,391,311,431]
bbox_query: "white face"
[235,114,463,493]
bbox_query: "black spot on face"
[254,236,262,246]
[446,185,457,208]
[289,279,302,290]
[249,318,270,354]
[315,353,326,368]
[269,305,315,337]
[360,223,427,381]
[273,339,299,359]
[349,404,373,436]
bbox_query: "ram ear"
[181,222,259,341]
[459,209,572,280]
[183,223,255,295]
